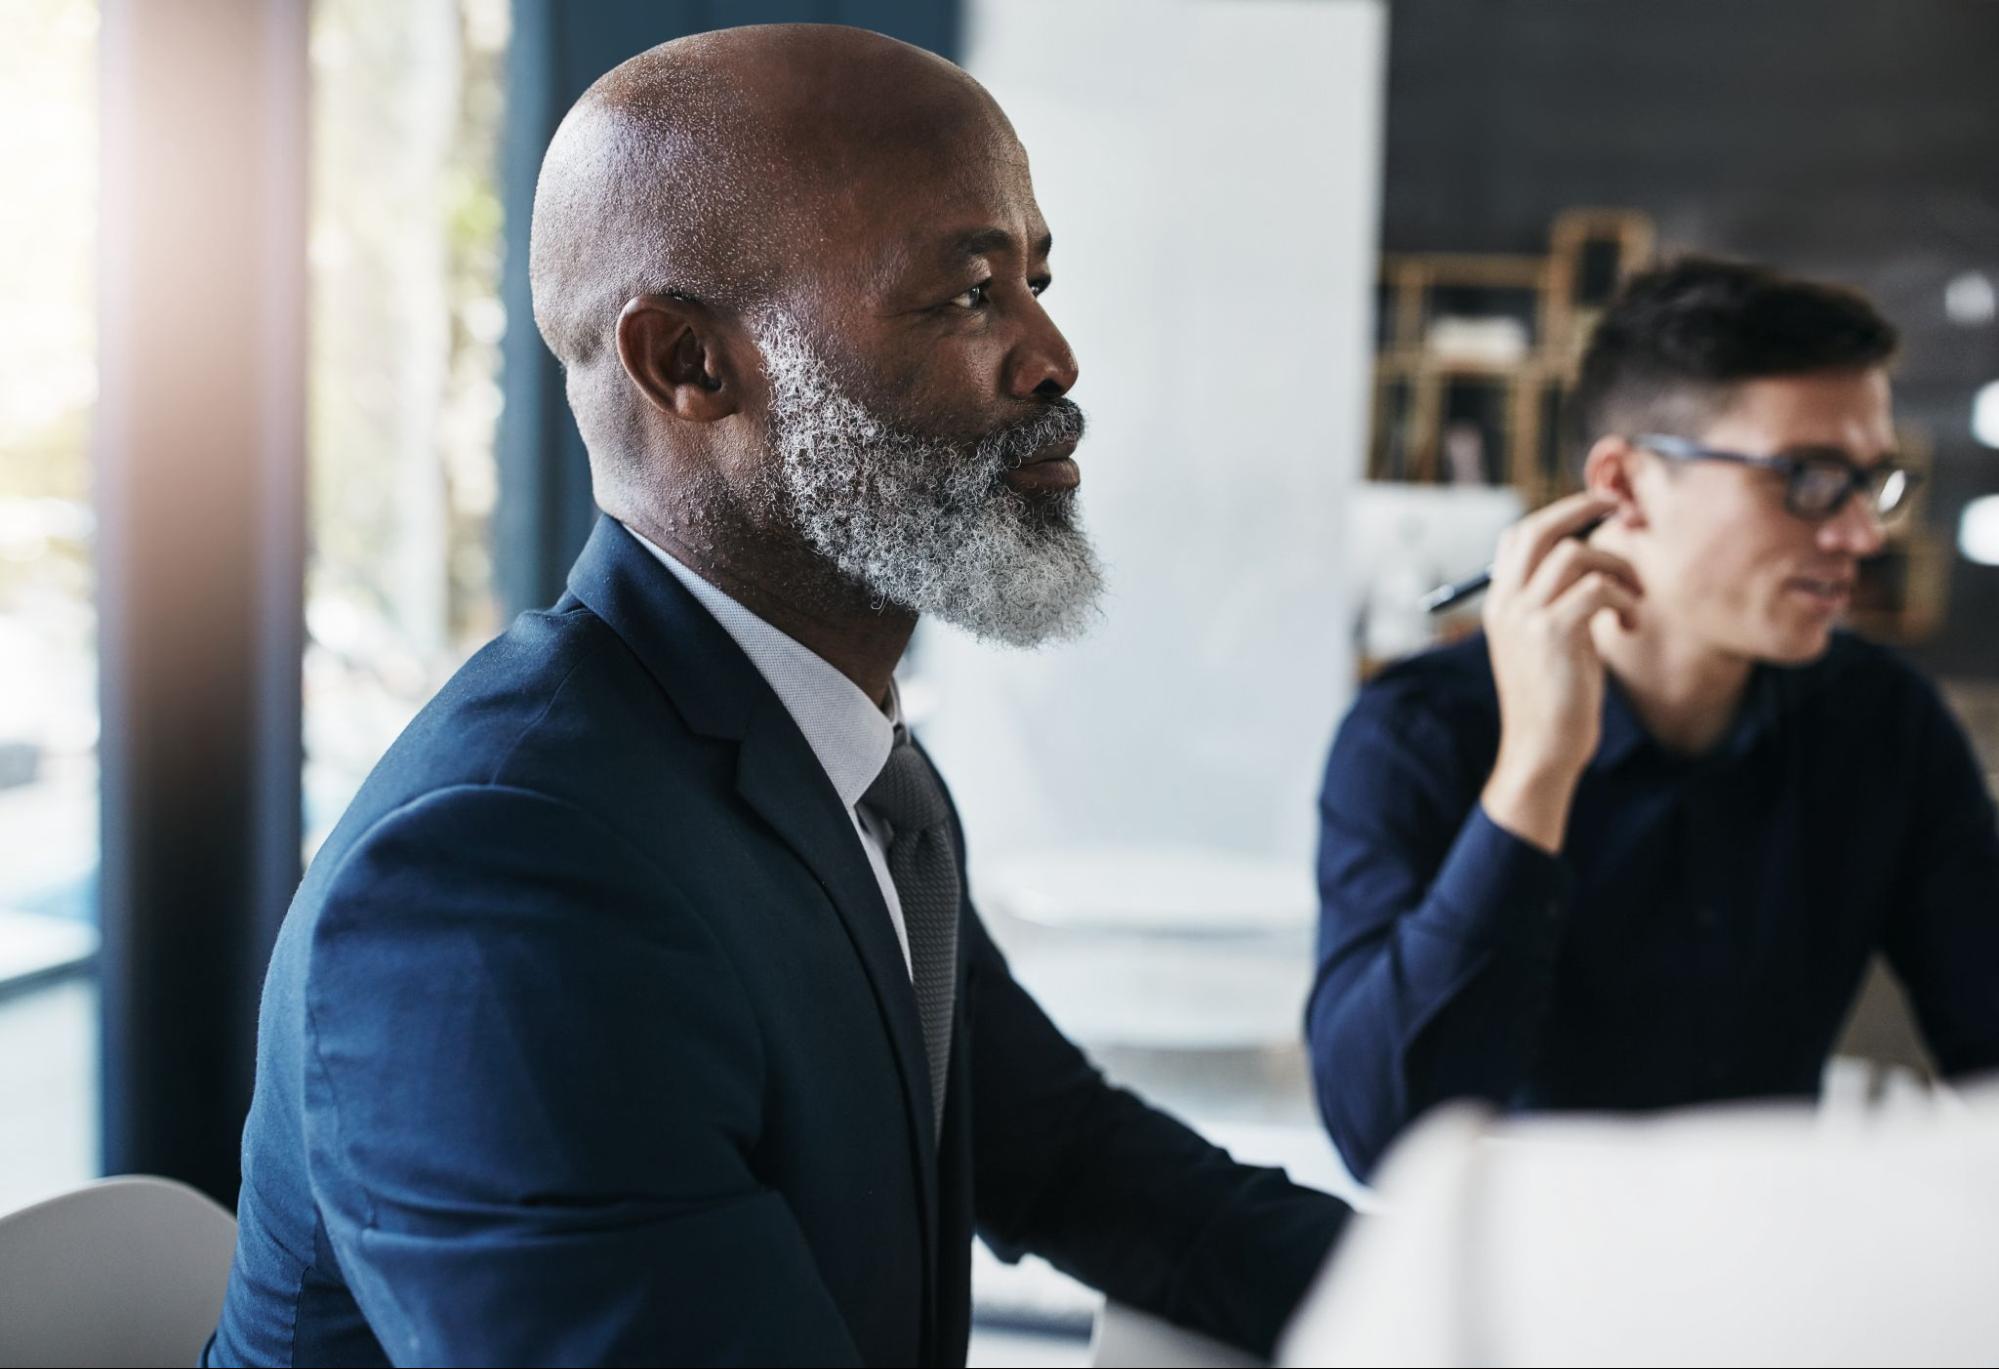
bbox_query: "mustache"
[981,399,1087,471]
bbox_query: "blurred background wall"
[929,0,1382,886]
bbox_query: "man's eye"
[947,278,1051,308]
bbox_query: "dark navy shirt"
[1308,630,1999,1180]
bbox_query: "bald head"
[529,26,1007,433]
[524,25,1093,659]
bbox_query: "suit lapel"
[563,517,940,1269]
[735,695,942,1200]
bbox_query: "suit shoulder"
[387,606,664,779]
[311,605,710,866]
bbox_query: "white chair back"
[0,1175,236,1368]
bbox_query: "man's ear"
[1582,434,1648,530]
[615,293,743,423]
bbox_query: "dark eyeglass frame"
[1632,433,1922,522]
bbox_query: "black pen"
[1420,512,1612,614]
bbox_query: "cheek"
[893,343,1018,438]
[909,347,993,408]
[1645,512,1742,606]
[864,322,959,381]
[932,334,1013,398]
[1649,487,1797,608]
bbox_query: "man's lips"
[1786,573,1854,609]
[1002,437,1081,491]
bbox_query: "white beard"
[749,308,1106,648]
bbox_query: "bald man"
[206,26,1347,1368]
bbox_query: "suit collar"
[623,524,900,812]
[561,515,760,742]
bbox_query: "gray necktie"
[862,737,959,1138]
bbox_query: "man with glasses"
[1309,257,1999,1180]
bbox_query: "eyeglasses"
[1632,433,1921,522]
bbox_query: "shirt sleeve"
[1884,676,1999,1078]
[1307,681,1572,1181]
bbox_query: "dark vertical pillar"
[96,0,307,1205]
[496,0,961,616]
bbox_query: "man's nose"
[1005,300,1079,400]
[1819,489,1887,557]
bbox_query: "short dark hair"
[1572,256,1899,451]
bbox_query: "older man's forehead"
[819,163,1048,282]
[760,67,1045,290]
[849,131,1040,223]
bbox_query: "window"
[304,0,510,850]
[0,0,101,1212]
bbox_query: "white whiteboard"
[921,0,1389,885]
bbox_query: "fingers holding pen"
[1477,490,1641,852]
[1551,568,1644,634]
[1491,491,1619,594]
[1523,541,1644,619]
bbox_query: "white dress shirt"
[625,524,913,977]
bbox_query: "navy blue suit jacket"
[207,518,1345,1366]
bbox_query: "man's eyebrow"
[941,227,1054,266]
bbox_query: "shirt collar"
[1593,661,1784,772]
[624,525,899,810]
[1717,662,1785,761]
[1594,673,1652,770]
